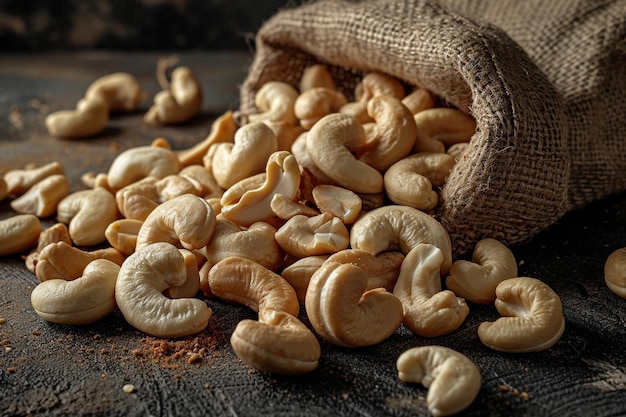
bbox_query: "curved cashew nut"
[248,81,299,126]
[413,108,476,153]
[384,153,455,211]
[270,193,319,220]
[144,66,203,125]
[275,212,349,258]
[105,218,143,256]
[135,193,216,251]
[477,277,565,353]
[397,346,481,417]
[56,188,119,247]
[294,87,348,130]
[339,101,374,124]
[358,95,417,171]
[290,132,337,185]
[305,260,403,347]
[446,238,518,304]
[107,145,182,192]
[263,120,305,152]
[10,174,70,217]
[0,214,41,256]
[231,307,321,375]
[3,161,65,196]
[115,242,212,338]
[356,72,405,102]
[349,205,453,275]
[605,247,626,298]
[163,248,201,299]
[401,87,436,115]
[393,244,468,337]
[220,151,301,226]
[178,164,223,198]
[281,255,329,302]
[327,249,405,293]
[31,259,120,325]
[45,96,109,138]
[312,184,362,225]
[207,122,278,189]
[306,113,383,193]
[299,64,337,92]
[25,222,72,273]
[85,72,142,113]
[177,111,238,167]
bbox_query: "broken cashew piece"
[0,214,42,256]
[275,212,349,258]
[115,242,212,338]
[477,277,565,353]
[105,218,143,256]
[176,111,238,167]
[10,174,70,218]
[31,259,120,325]
[3,161,65,196]
[144,66,203,125]
[45,96,109,138]
[393,244,468,337]
[85,72,142,113]
[312,184,362,225]
[446,238,518,304]
[248,81,299,126]
[605,247,626,298]
[397,346,481,417]
[25,222,72,273]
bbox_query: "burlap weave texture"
[240,0,626,255]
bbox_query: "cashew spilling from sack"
[107,145,182,192]
[299,64,337,92]
[446,238,518,304]
[45,95,109,138]
[84,72,143,113]
[605,247,626,298]
[356,72,405,102]
[294,87,348,130]
[275,212,350,258]
[10,174,70,218]
[247,81,299,126]
[31,259,120,325]
[401,87,436,115]
[3,161,65,196]
[413,108,476,154]
[0,214,41,256]
[477,277,565,353]
[115,242,212,338]
[176,111,238,167]
[305,260,404,347]
[397,346,481,417]
[393,244,469,337]
[144,66,203,125]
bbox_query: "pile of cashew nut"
[3,63,621,416]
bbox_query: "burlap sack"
[239,0,626,255]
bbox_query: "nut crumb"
[0,318,6,324]
[122,384,135,394]
[31,330,41,336]
[187,352,202,365]
[7,367,17,373]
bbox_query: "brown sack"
[239,0,626,255]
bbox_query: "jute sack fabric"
[239,0,626,255]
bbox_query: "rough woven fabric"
[240,0,626,255]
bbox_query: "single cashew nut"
[305,260,404,347]
[401,87,436,115]
[25,222,72,273]
[327,249,405,293]
[0,214,42,256]
[176,111,238,167]
[357,72,405,102]
[605,247,626,298]
[312,184,362,225]
[275,212,349,258]
[31,259,120,325]
[397,346,481,417]
[281,255,329,302]
[306,113,383,193]
[115,242,212,338]
[270,193,319,220]
[413,108,476,153]
[339,101,374,124]
[179,164,223,198]
[299,64,337,92]
[446,238,518,304]
[3,161,65,196]
[248,81,299,126]
[105,218,143,256]
[393,244,469,337]
[45,96,109,138]
[263,120,305,152]
[10,174,70,217]
[144,66,203,125]
[85,72,142,113]
[163,248,201,299]
[107,145,182,191]
[477,277,565,353]
[290,132,338,186]
[294,87,348,130]
[350,205,453,275]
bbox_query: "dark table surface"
[1,51,626,417]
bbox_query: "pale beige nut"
[176,111,238,167]
[356,72,405,102]
[107,145,182,192]
[24,222,72,273]
[413,108,476,154]
[384,152,455,211]
[178,165,223,198]
[294,87,348,130]
[477,277,565,353]
[349,205,453,274]
[163,248,201,299]
[31,259,120,325]
[204,219,284,271]
[299,64,337,92]
[290,132,338,186]
[0,214,42,256]
[3,161,65,196]
[45,96,109,138]
[115,242,212,338]
[312,184,362,225]
[280,255,329,302]
[231,307,321,375]
[270,193,319,220]
[397,346,481,417]
[247,81,299,126]
[81,171,110,190]
[275,212,349,259]
[263,120,305,152]
[84,72,142,113]
[305,260,403,347]
[393,244,468,337]
[35,241,125,282]
[358,95,417,172]
[10,174,70,218]
[144,66,203,125]
[56,188,119,247]
[338,101,374,124]
[446,238,518,304]
[401,87,436,115]
[306,113,383,193]
[446,142,469,161]
[605,247,626,298]
[104,218,143,256]
[135,193,216,251]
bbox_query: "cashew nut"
[275,212,349,258]
[349,205,453,274]
[115,242,212,338]
[413,108,476,153]
[3,161,65,196]
[163,248,201,299]
[135,193,216,251]
[294,87,348,130]
[339,101,374,124]
[31,259,120,325]
[0,214,41,256]
[397,346,481,417]
[605,247,626,298]
[306,113,383,193]
[446,238,518,304]
[290,132,337,185]
[299,64,337,92]
[84,72,142,113]
[281,255,329,302]
[305,260,404,347]
[401,87,436,115]
[107,145,182,191]
[10,174,70,217]
[45,96,109,138]
[25,222,72,273]
[270,193,319,220]
[144,66,203,125]
[327,249,405,293]
[178,164,223,198]
[176,111,238,167]
[312,184,362,225]
[477,277,565,353]
[105,218,143,256]
[247,81,299,126]
[393,244,468,337]
[263,120,305,152]
[356,72,405,102]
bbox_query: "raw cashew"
[290,132,337,186]
[176,111,238,167]
[305,260,404,347]
[263,120,305,152]
[25,222,72,273]
[306,113,383,193]
[401,87,436,115]
[393,244,468,337]
[31,259,120,325]
[10,174,70,218]
[294,87,347,130]
[349,205,453,274]
[356,72,405,102]
[413,108,476,153]
[477,277,565,353]
[85,72,142,113]
[56,188,119,247]
[299,64,337,92]
[327,249,405,293]
[339,101,374,124]
[312,184,362,225]
[397,346,481,417]
[144,66,203,125]
[163,248,201,299]
[270,193,319,220]
[107,145,182,191]
[275,212,349,258]
[605,247,626,298]
[115,242,212,338]
[178,164,223,198]
[0,214,41,256]
[3,161,64,196]
[281,255,329,302]
[45,96,109,138]
[248,81,299,125]
[105,218,143,256]
[135,193,216,251]
[446,238,518,304]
